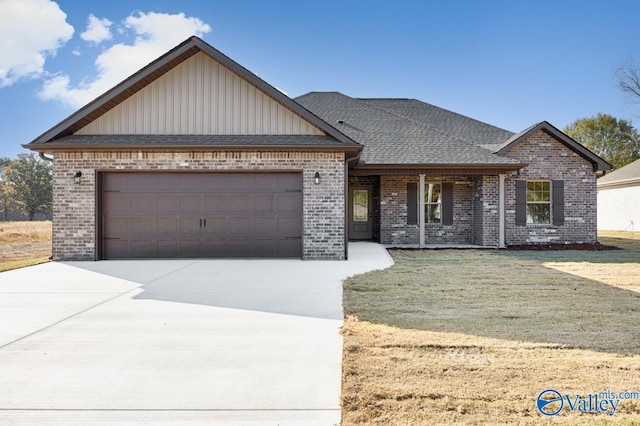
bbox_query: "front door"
[349,186,373,240]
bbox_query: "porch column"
[419,174,425,247]
[499,173,506,248]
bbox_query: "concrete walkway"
[0,243,393,425]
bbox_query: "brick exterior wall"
[52,150,345,261]
[472,175,500,246]
[504,130,597,244]
[380,176,419,244]
[380,175,481,245]
[376,132,597,247]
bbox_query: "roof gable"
[494,121,612,172]
[27,37,358,149]
[75,52,324,136]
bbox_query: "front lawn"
[0,221,51,271]
[341,232,640,424]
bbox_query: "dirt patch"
[0,221,52,263]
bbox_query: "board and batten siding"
[75,52,324,136]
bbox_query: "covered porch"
[348,169,515,248]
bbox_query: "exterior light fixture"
[313,171,321,185]
[73,171,82,184]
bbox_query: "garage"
[100,172,303,259]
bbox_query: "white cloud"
[81,14,112,44]
[0,0,74,87]
[39,11,211,108]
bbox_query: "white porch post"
[419,174,425,247]
[499,173,506,248]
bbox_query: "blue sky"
[1,0,640,158]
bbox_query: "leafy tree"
[4,153,52,220]
[0,160,16,221]
[564,113,640,169]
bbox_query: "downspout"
[39,152,53,162]
[344,154,361,260]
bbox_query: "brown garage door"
[101,172,302,259]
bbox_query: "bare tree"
[616,61,640,103]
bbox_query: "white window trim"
[424,182,442,224]
[526,180,552,225]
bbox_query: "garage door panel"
[277,193,302,211]
[254,195,274,211]
[129,240,155,257]
[104,218,129,237]
[179,218,201,233]
[103,194,129,214]
[130,196,157,214]
[254,218,277,236]
[102,172,302,258]
[229,195,254,211]
[179,240,202,257]
[278,218,301,236]
[228,217,255,235]
[202,218,227,233]
[157,240,178,257]
[130,218,157,233]
[179,195,202,212]
[278,239,302,257]
[157,218,178,233]
[157,197,180,213]
[104,239,127,257]
[205,195,228,212]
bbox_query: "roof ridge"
[356,97,500,152]
[362,98,514,137]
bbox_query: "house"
[24,36,611,260]
[597,159,640,232]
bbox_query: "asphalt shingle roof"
[295,92,521,166]
[597,158,640,185]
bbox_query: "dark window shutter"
[441,182,454,225]
[515,180,527,226]
[407,182,417,225]
[552,180,564,226]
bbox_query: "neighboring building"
[24,36,611,260]
[597,159,640,232]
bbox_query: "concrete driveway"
[0,242,393,425]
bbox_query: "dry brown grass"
[0,221,52,265]
[342,233,640,425]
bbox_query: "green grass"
[344,238,640,354]
[0,257,50,273]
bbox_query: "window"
[352,189,368,222]
[424,183,441,223]
[526,180,551,224]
